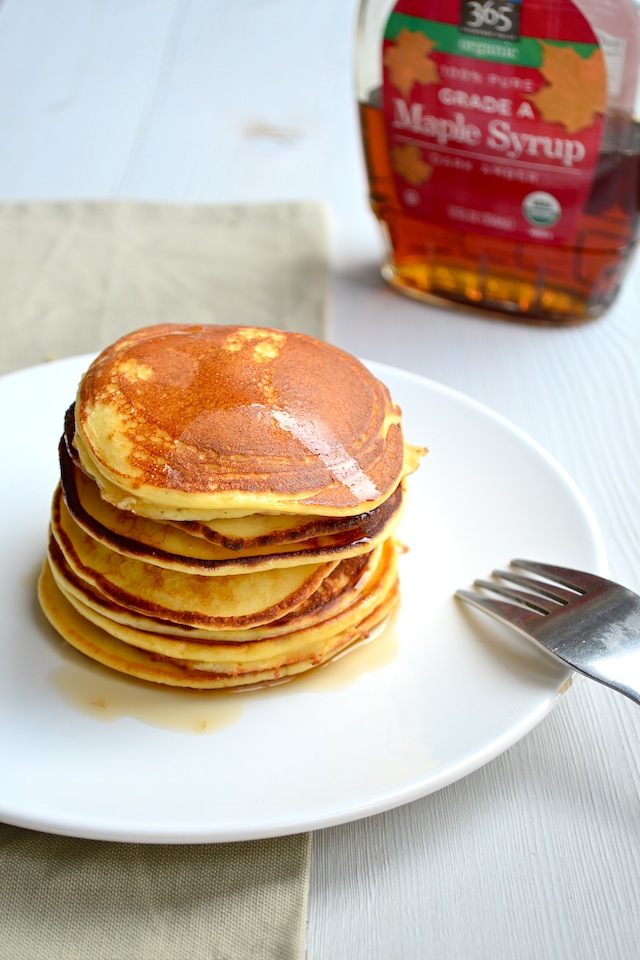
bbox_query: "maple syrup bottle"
[357,0,640,323]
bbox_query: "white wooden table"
[1,1,639,957]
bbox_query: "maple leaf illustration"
[383,28,439,97]
[525,42,606,134]
[391,144,432,186]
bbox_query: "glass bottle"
[356,0,640,323]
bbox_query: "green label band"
[384,13,598,66]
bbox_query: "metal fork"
[456,559,640,705]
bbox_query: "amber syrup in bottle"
[357,0,640,323]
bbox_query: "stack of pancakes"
[38,324,424,689]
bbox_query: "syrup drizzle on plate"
[50,619,399,734]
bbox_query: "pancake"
[38,560,398,689]
[171,510,382,549]
[63,400,399,549]
[50,489,339,628]
[39,323,425,689]
[45,540,398,666]
[74,324,422,519]
[47,534,383,640]
[59,438,406,573]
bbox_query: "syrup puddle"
[49,621,399,735]
[50,664,245,734]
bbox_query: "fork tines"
[509,559,598,594]
[456,560,603,621]
[457,560,640,705]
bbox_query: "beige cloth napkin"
[0,827,312,960]
[0,199,331,960]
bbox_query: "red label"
[382,0,606,243]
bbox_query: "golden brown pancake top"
[75,324,409,515]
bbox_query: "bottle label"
[382,0,607,243]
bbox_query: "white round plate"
[0,355,606,843]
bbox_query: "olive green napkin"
[0,199,330,960]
